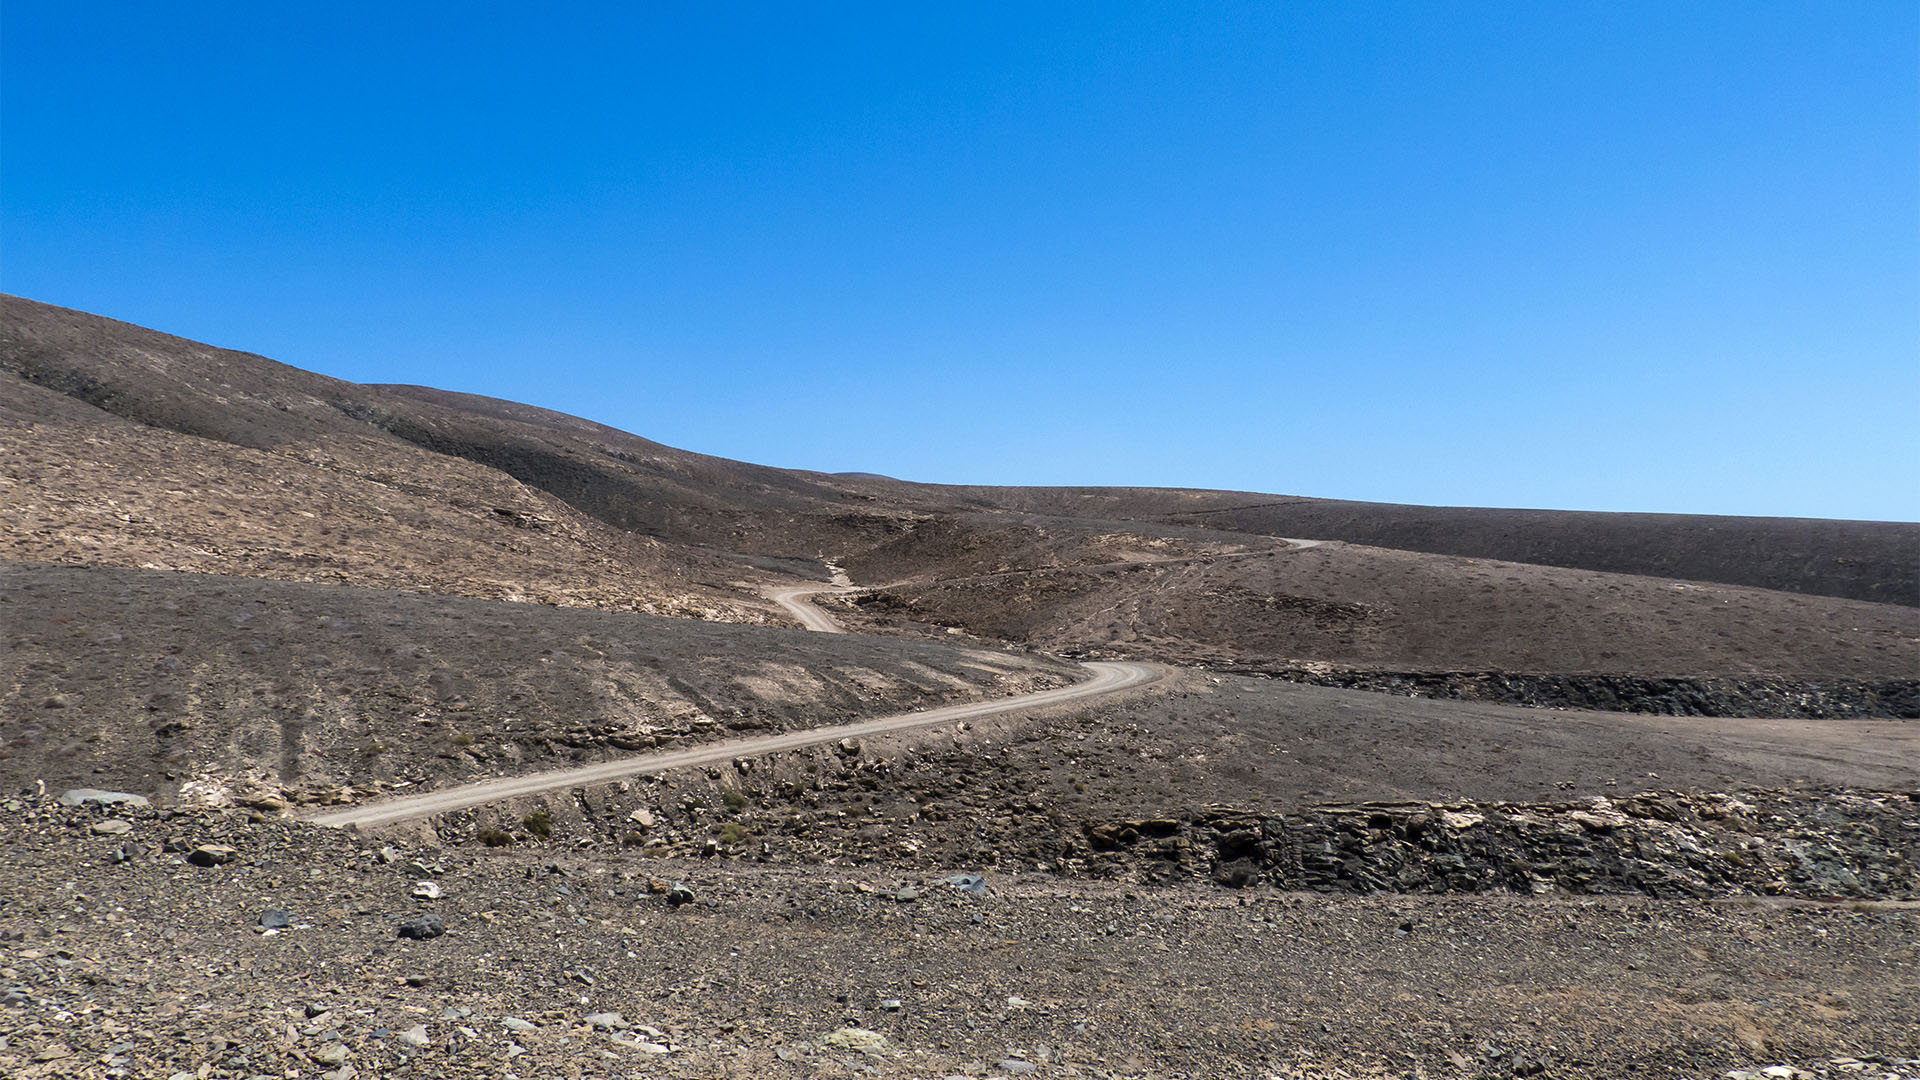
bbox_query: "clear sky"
[3,3,1915,520]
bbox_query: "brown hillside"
[6,293,1915,684]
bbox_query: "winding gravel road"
[768,585,851,633]
[309,660,1157,828]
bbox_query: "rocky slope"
[833,535,1920,685]
[0,562,1076,802]
[901,487,1920,606]
[5,294,1919,1078]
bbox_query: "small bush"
[476,828,514,847]
[451,732,475,747]
[523,810,554,840]
[721,789,748,812]
[621,831,647,847]
[717,822,751,847]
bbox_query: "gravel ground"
[7,297,1917,1080]
[3,795,1917,1080]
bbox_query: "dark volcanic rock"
[397,913,446,940]
[1229,665,1920,719]
[1073,791,1920,899]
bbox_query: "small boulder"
[940,873,988,896]
[666,881,696,908]
[91,819,134,835]
[187,844,238,867]
[259,909,293,930]
[397,914,446,940]
[410,881,441,900]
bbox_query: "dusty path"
[309,661,1158,828]
[767,584,851,633]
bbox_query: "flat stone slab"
[59,789,150,808]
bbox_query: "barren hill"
[4,295,1920,1079]
[868,484,1920,607]
[6,293,1917,688]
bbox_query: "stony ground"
[3,794,1917,1080]
[6,297,1918,1079]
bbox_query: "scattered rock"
[397,913,446,940]
[667,881,697,908]
[59,788,150,808]
[396,1024,430,1048]
[821,1027,891,1055]
[259,909,293,930]
[941,873,989,896]
[91,818,133,835]
[186,844,238,867]
[584,1012,629,1031]
[411,880,441,900]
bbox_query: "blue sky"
[4,3,1915,520]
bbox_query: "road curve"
[308,661,1158,829]
[767,586,849,633]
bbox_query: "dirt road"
[308,660,1158,828]
[767,584,851,632]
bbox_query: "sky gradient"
[4,3,1915,520]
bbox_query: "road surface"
[308,660,1158,828]
[767,585,851,633]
